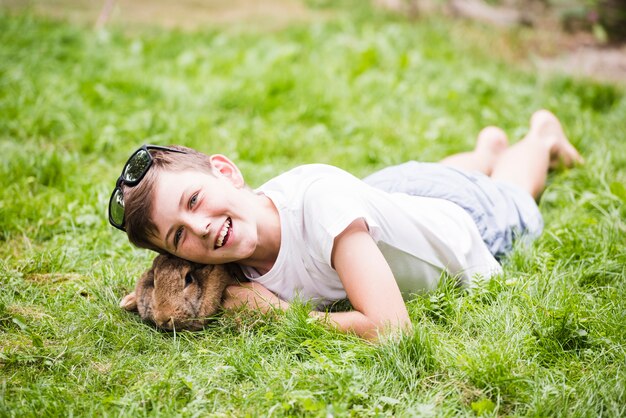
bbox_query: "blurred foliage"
[550,0,626,42]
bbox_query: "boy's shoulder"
[275,163,354,178]
[259,164,360,191]
[256,164,367,209]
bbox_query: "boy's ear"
[209,154,245,188]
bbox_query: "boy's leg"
[439,126,509,175]
[490,110,583,200]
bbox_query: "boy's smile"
[214,217,232,249]
[148,156,280,272]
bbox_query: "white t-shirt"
[241,164,501,307]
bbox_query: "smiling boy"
[110,110,582,340]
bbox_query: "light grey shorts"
[362,162,543,258]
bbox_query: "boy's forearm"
[223,283,290,313]
[223,284,411,341]
[309,310,412,341]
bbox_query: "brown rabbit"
[120,254,239,331]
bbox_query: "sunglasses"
[108,144,186,231]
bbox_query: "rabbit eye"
[184,272,194,288]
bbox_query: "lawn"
[1,1,625,416]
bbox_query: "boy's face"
[148,156,262,265]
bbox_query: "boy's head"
[110,144,264,266]
[110,145,217,252]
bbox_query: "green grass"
[1,2,626,416]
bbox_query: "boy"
[109,110,582,340]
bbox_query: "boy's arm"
[222,219,411,340]
[223,282,290,312]
[324,219,412,340]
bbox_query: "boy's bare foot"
[529,109,584,168]
[475,126,509,157]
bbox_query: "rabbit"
[120,253,241,331]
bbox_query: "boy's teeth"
[216,219,231,248]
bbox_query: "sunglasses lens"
[123,149,151,183]
[110,188,125,227]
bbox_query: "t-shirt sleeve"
[301,176,379,267]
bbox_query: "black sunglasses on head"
[108,144,186,231]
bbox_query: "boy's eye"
[189,193,198,209]
[174,227,183,248]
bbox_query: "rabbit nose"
[155,315,174,330]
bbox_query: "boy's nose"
[188,218,210,239]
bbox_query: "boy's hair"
[123,145,214,252]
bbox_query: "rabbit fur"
[120,253,239,331]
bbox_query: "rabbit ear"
[120,291,138,311]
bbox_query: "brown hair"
[122,145,215,252]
